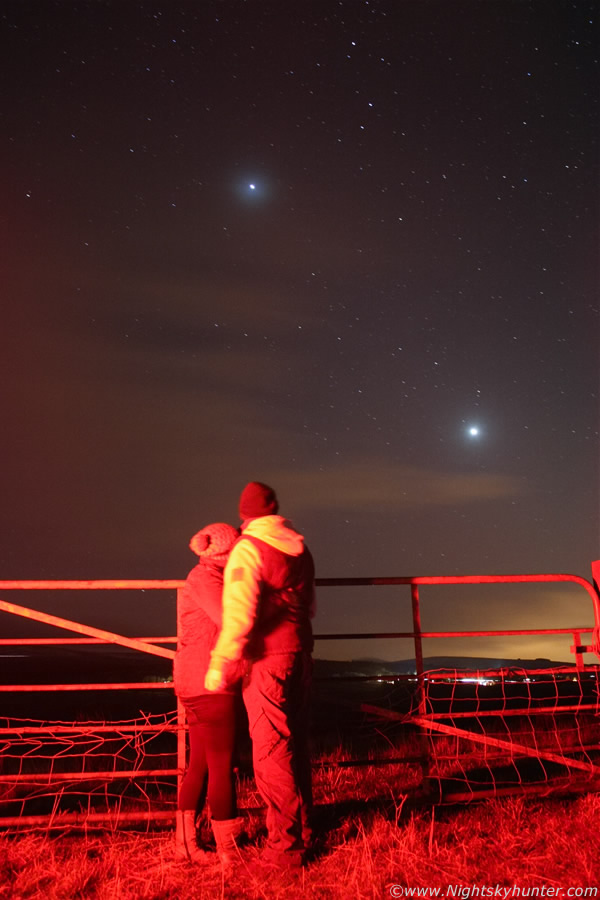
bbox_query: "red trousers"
[243,651,313,866]
[178,693,237,820]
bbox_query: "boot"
[210,816,245,866]
[175,810,209,863]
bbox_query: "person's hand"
[204,663,226,692]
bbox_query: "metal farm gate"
[1,564,599,829]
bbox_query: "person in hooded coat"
[173,521,244,865]
[205,483,315,871]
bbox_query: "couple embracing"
[173,481,315,873]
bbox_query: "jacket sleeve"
[209,538,262,664]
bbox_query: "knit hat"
[238,481,279,520]
[189,522,239,562]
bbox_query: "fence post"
[591,561,600,657]
[571,631,584,671]
[176,589,186,806]
[411,582,431,788]
[411,584,426,716]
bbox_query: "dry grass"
[2,687,600,897]
[1,761,600,899]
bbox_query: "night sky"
[2,1,599,663]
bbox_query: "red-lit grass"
[1,766,599,899]
[2,703,599,896]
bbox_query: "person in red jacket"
[205,482,316,871]
[173,521,244,865]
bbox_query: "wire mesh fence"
[1,569,599,828]
[0,710,180,827]
[411,664,600,801]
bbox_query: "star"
[237,179,265,200]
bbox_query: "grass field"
[1,745,600,899]
[2,673,599,898]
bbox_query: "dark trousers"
[178,692,236,821]
[243,651,313,865]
